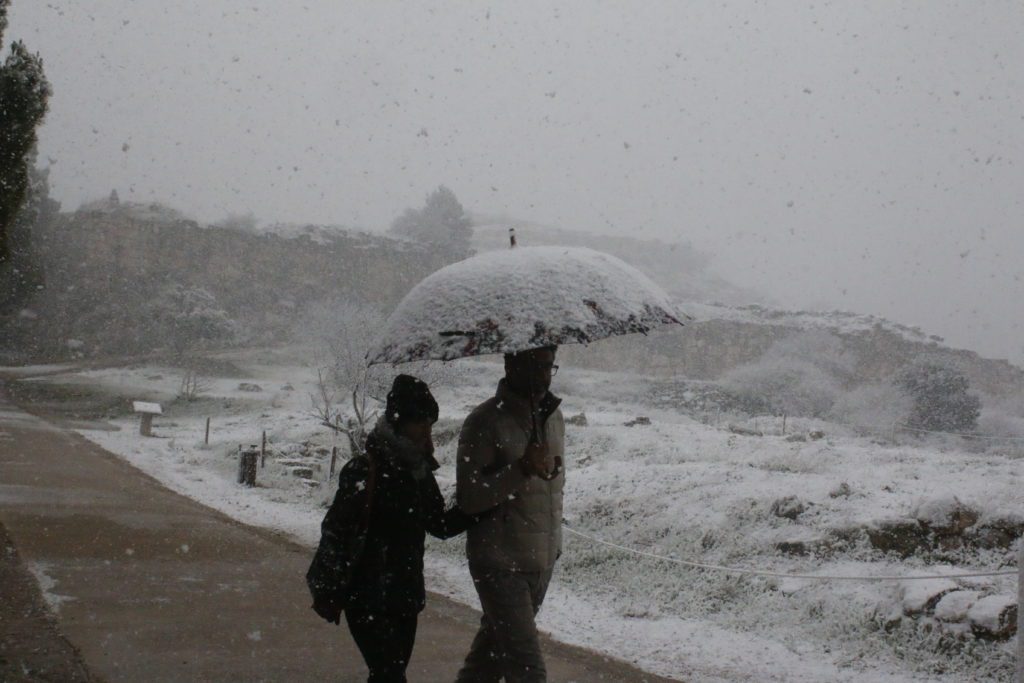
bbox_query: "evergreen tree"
[896,360,981,433]
[389,185,473,259]
[0,0,51,264]
[0,146,59,308]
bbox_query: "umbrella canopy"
[367,246,687,365]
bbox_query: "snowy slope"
[25,357,1018,682]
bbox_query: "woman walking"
[310,374,474,683]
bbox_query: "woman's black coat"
[316,421,472,616]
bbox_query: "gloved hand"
[539,455,563,481]
[519,440,550,478]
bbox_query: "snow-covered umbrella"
[367,245,688,365]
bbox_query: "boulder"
[967,594,1018,639]
[566,412,589,427]
[933,590,981,622]
[900,578,959,615]
[913,495,979,535]
[623,416,652,427]
[237,382,263,392]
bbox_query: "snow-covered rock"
[913,495,980,535]
[967,594,1017,638]
[900,578,959,614]
[933,590,981,622]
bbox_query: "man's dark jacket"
[314,418,472,616]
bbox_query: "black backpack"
[306,456,377,623]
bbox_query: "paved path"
[0,386,675,682]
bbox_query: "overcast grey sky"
[7,1,1023,364]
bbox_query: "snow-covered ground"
[20,352,1021,682]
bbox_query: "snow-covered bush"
[895,360,981,432]
[149,284,237,354]
[719,330,853,418]
[830,381,912,433]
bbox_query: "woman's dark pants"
[345,610,419,683]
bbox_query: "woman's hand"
[312,599,342,625]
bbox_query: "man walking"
[455,346,564,683]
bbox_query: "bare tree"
[307,300,462,456]
[306,305,382,456]
[309,364,338,426]
[178,360,211,401]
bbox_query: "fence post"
[238,445,258,487]
[329,445,338,480]
[204,417,210,446]
[261,430,267,468]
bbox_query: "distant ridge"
[471,218,763,307]
[470,216,1023,394]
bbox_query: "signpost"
[132,401,162,437]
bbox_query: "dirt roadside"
[0,521,95,682]
[0,383,676,682]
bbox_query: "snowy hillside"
[20,354,1020,682]
[681,302,943,345]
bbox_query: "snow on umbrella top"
[367,246,687,365]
